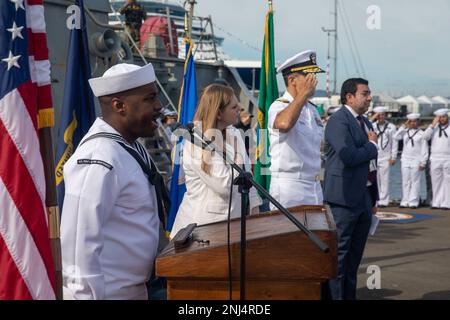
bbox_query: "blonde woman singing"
[170,84,262,238]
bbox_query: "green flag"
[254,4,279,194]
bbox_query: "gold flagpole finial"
[268,0,273,11]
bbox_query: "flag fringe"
[38,108,55,129]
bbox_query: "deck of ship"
[357,206,450,300]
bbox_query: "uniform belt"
[271,171,321,181]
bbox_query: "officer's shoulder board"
[275,98,290,104]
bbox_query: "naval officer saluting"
[61,63,166,300]
[370,106,398,207]
[393,113,429,208]
[423,108,450,209]
[268,50,325,208]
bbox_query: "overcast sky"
[194,0,450,97]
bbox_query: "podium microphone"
[172,123,216,150]
[171,122,194,135]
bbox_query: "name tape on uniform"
[77,159,113,170]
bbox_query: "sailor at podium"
[268,50,325,209]
[170,84,262,238]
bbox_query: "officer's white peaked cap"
[277,50,325,75]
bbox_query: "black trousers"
[328,189,372,300]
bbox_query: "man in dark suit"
[324,78,379,300]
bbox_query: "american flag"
[0,0,56,299]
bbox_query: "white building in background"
[370,94,401,113]
[431,96,449,109]
[396,95,431,116]
[416,95,434,116]
[311,95,341,114]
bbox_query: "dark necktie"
[356,116,377,187]
[356,115,366,135]
[439,124,449,138]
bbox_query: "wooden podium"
[156,205,337,300]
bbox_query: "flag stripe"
[27,32,49,61]
[16,81,39,131]
[0,234,33,300]
[26,4,46,33]
[0,87,46,204]
[0,121,55,297]
[27,0,43,5]
[28,58,51,86]
[0,178,55,300]
[37,84,52,109]
[264,13,269,87]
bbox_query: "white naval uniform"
[170,126,262,238]
[372,121,398,206]
[61,118,160,300]
[393,126,429,207]
[268,91,324,209]
[423,123,450,208]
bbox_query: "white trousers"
[430,159,450,208]
[377,159,390,206]
[400,164,422,207]
[269,178,323,210]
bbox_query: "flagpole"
[186,0,196,41]
[39,129,62,300]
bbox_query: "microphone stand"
[179,124,330,300]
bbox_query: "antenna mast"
[322,0,338,95]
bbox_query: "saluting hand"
[296,73,317,100]
[432,116,440,128]
[370,113,379,122]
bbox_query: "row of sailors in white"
[393,109,450,209]
[332,106,450,209]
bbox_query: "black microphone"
[172,123,218,151]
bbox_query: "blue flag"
[166,40,197,232]
[55,0,96,210]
